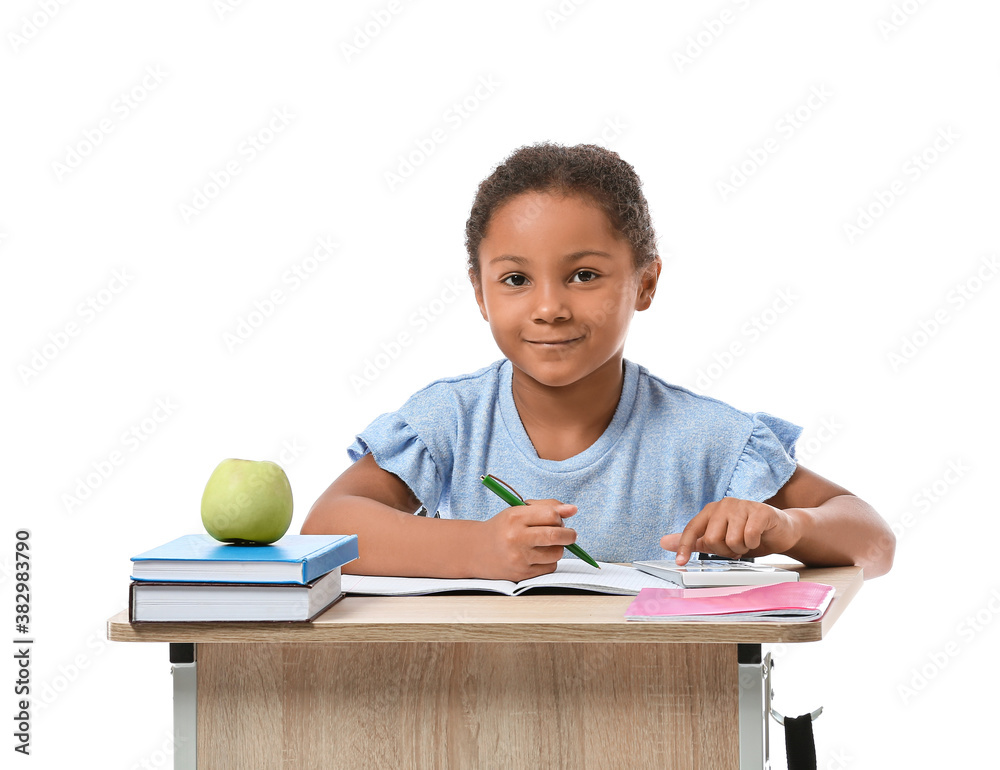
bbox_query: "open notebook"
[342,560,675,596]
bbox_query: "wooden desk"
[107,565,863,770]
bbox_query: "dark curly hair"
[465,142,658,282]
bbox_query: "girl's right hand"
[476,499,578,581]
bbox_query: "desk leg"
[170,643,197,770]
[738,643,772,770]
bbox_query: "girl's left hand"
[659,498,801,565]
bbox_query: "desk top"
[107,564,863,645]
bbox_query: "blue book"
[131,534,358,584]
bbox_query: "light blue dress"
[348,359,801,562]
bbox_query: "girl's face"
[473,190,659,390]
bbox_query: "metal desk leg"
[170,643,197,770]
[738,643,772,770]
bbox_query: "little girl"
[303,143,895,581]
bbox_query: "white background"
[3,1,998,767]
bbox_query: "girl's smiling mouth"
[526,336,583,346]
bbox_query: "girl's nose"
[531,281,571,323]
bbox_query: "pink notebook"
[624,581,835,622]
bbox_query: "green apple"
[201,459,293,545]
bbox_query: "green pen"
[480,473,601,569]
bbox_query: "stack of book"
[128,534,359,623]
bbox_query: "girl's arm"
[763,466,895,578]
[301,454,576,579]
[301,453,481,577]
[660,465,896,579]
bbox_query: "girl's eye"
[501,274,528,287]
[572,270,598,283]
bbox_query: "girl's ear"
[469,268,489,321]
[635,256,662,311]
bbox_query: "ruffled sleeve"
[347,411,445,514]
[724,412,802,502]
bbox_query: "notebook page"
[514,560,677,595]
